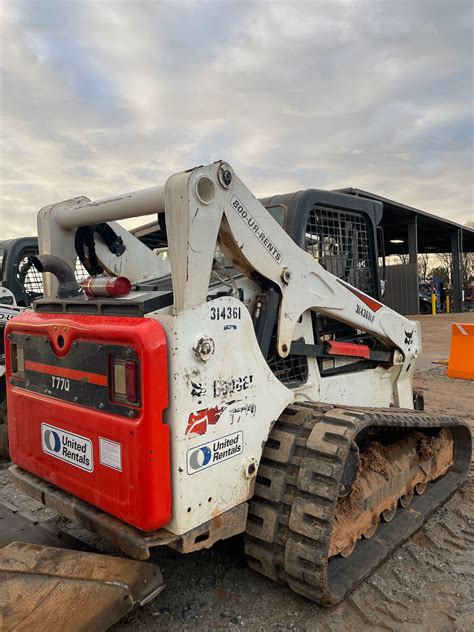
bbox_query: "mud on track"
[1,366,473,632]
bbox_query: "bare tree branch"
[397,254,410,265]
[418,253,430,281]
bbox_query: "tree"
[436,252,452,285]
[465,221,474,286]
[429,266,450,286]
[463,252,473,286]
[397,254,410,265]
[435,251,473,287]
[418,253,430,281]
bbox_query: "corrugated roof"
[337,188,474,254]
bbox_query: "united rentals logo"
[41,423,93,472]
[187,431,243,475]
[43,427,61,453]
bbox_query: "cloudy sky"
[1,0,473,239]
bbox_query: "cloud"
[1,0,472,242]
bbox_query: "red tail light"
[110,358,139,405]
[125,360,138,403]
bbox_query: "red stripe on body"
[24,360,108,386]
[326,341,371,359]
[340,283,384,312]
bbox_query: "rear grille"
[24,347,42,363]
[9,332,138,418]
[80,354,108,374]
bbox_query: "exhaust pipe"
[31,255,81,299]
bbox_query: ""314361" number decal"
[210,306,241,320]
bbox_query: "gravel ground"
[1,365,473,632]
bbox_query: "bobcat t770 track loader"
[4,161,471,616]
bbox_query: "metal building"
[338,189,474,314]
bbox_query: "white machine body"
[37,161,421,535]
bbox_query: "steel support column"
[451,229,463,312]
[408,217,419,314]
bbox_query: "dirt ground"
[1,314,473,631]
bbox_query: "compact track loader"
[3,161,471,625]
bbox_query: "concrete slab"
[407,312,474,372]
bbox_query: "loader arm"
[37,161,419,408]
[162,162,419,381]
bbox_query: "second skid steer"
[4,160,471,626]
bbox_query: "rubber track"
[244,402,472,606]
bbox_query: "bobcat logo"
[404,330,414,345]
[190,381,206,398]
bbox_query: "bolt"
[43,337,48,343]
[73,396,79,403]
[281,267,292,284]
[194,336,215,361]
[126,347,134,356]
[72,341,78,347]
[128,410,136,418]
[97,344,104,351]
[244,458,258,479]
[218,163,233,189]
[282,344,288,353]
[98,403,104,409]
[25,335,30,341]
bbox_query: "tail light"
[10,342,25,378]
[110,358,139,405]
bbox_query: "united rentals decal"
[41,422,93,472]
[187,430,243,474]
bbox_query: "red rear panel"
[6,311,170,531]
